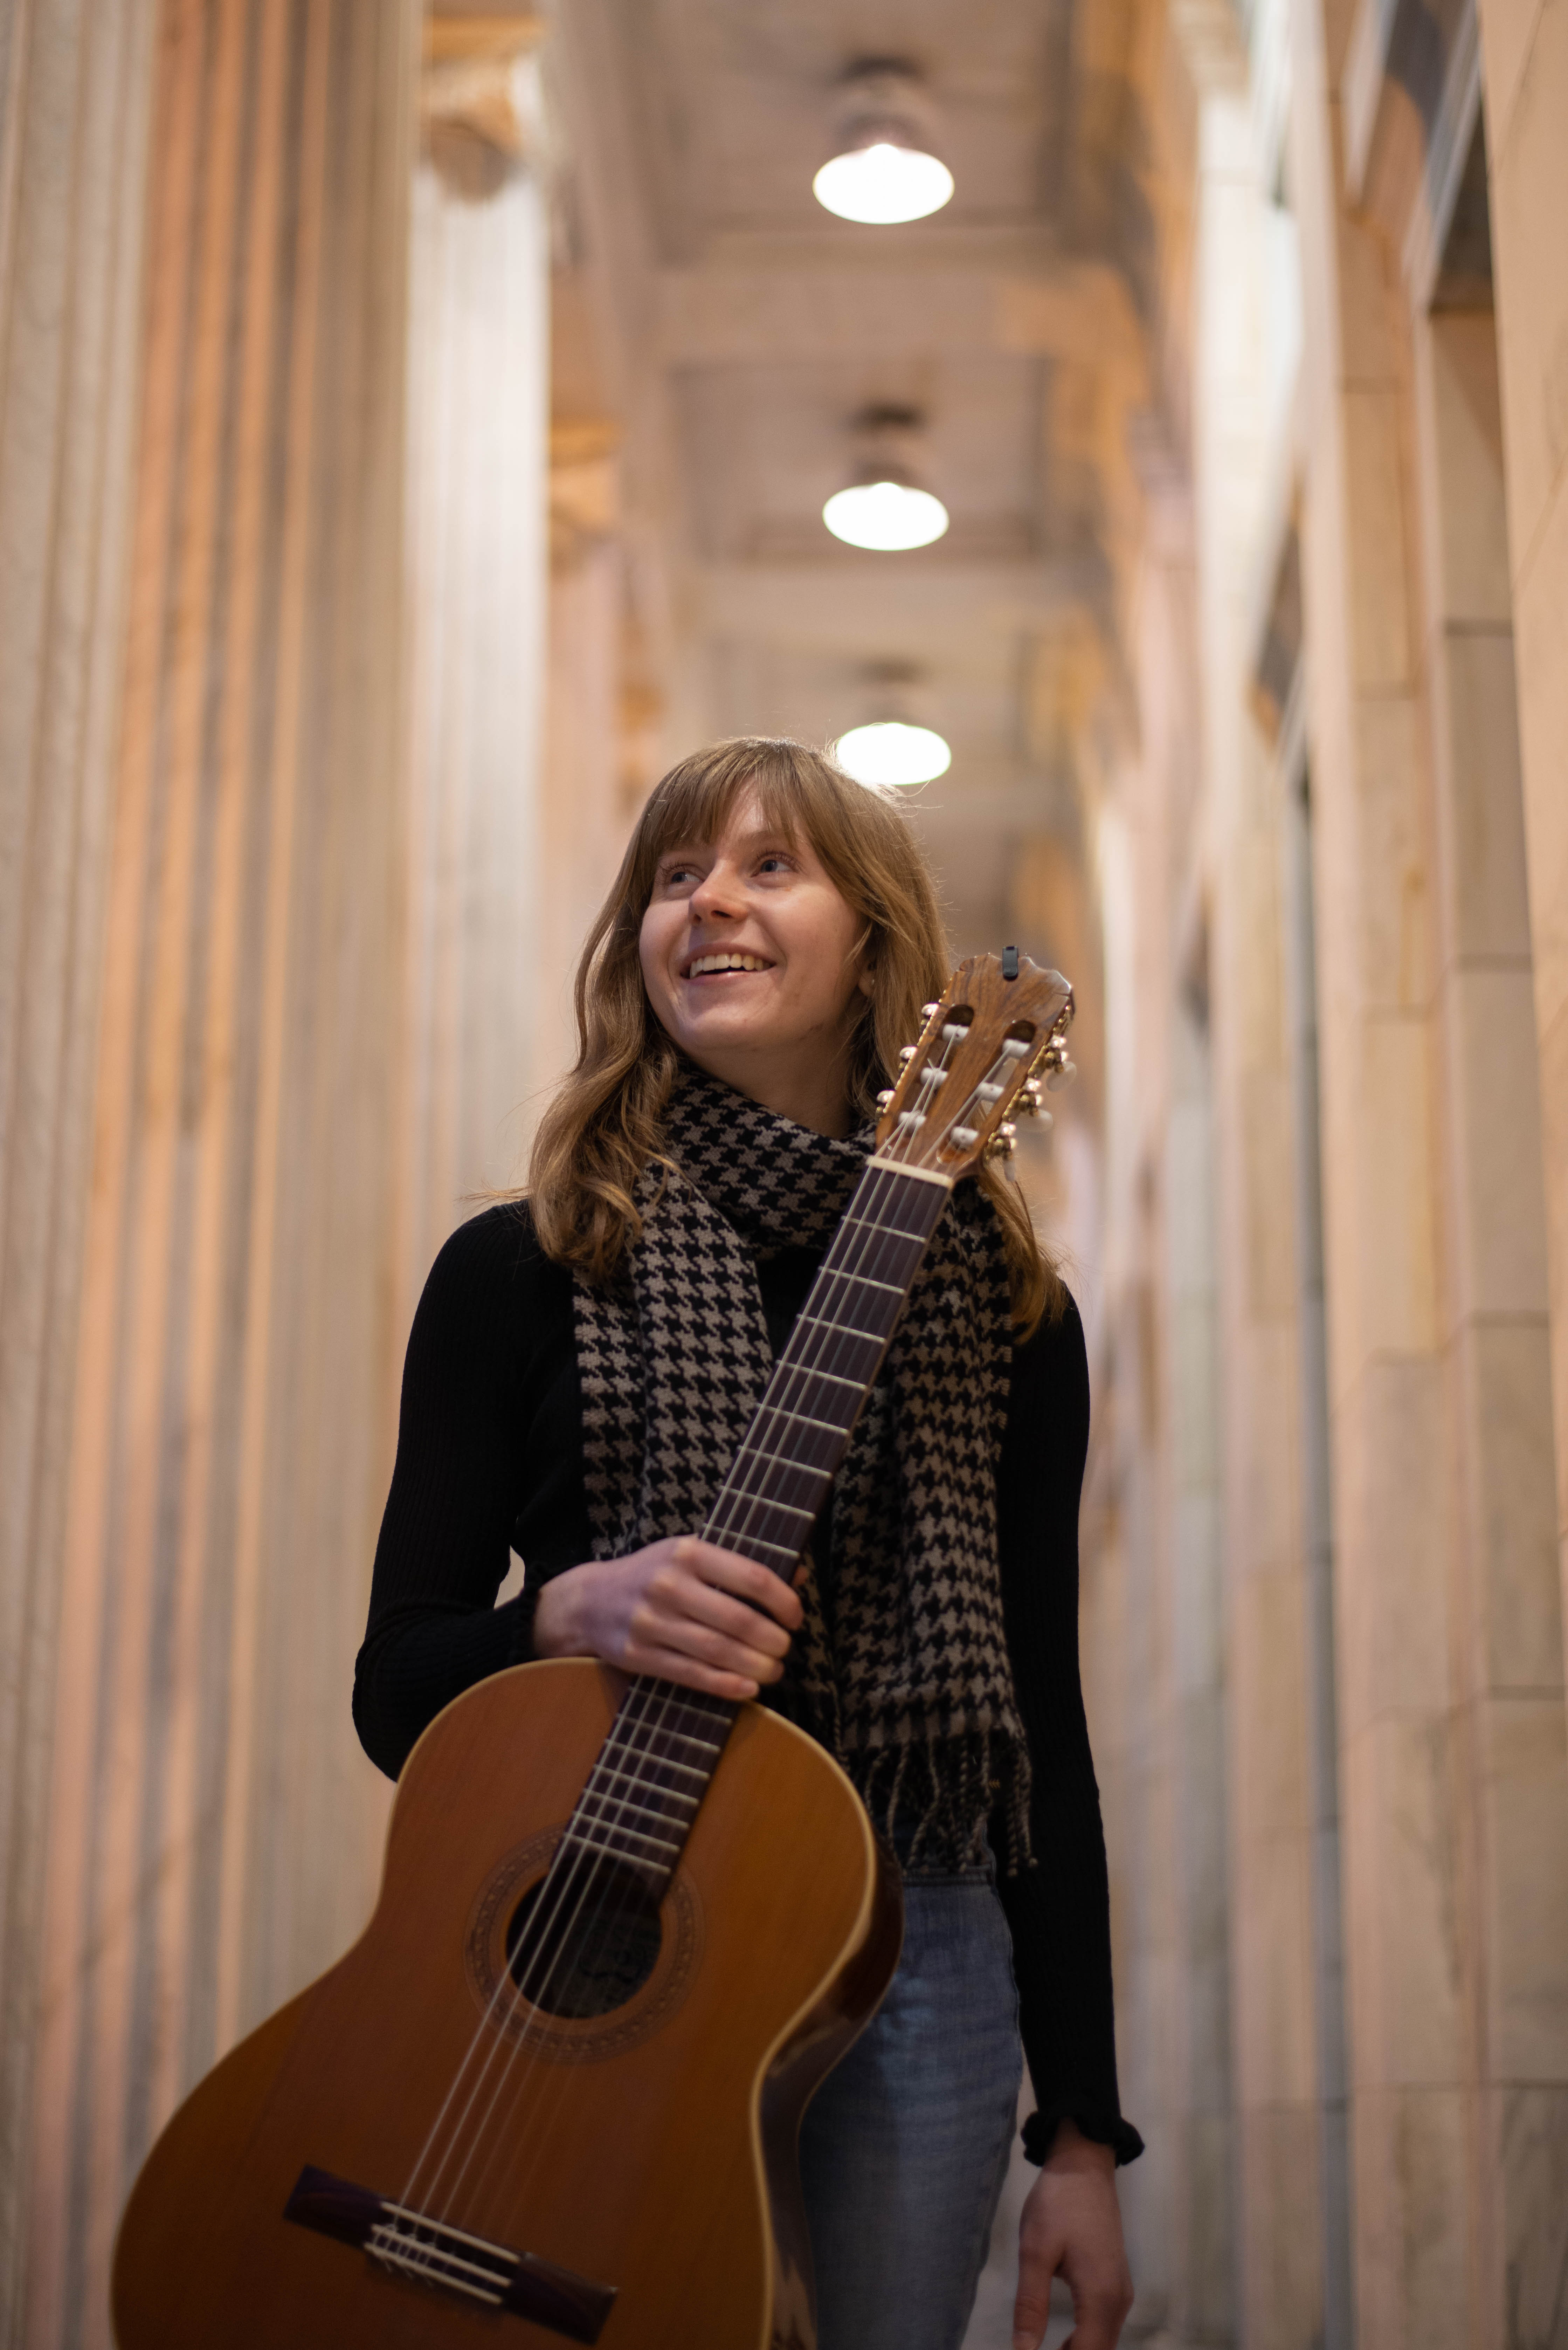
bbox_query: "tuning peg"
[876,1088,896,1112]
[1016,1079,1043,1115]
[1045,1055,1077,1092]
[898,1044,918,1065]
[921,1001,940,1021]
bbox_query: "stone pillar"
[539,429,628,1090]
[22,7,419,2345]
[1475,0,1568,1733]
[0,2,160,2335]
[1289,0,1568,2335]
[401,13,550,1294]
[1192,90,1335,2350]
[1411,291,1568,2341]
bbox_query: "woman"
[354,736,1140,2350]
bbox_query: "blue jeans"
[799,1865,1024,2350]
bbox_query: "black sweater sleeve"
[994,1297,1144,2167]
[352,1208,558,1778]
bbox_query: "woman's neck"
[678,1043,856,1138]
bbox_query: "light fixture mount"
[822,405,950,551]
[813,61,954,226]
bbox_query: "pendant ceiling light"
[836,666,951,787]
[813,63,954,227]
[823,404,949,552]
[836,721,952,786]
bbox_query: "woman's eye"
[756,854,792,875]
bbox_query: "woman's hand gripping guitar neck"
[531,1538,805,1703]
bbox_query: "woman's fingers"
[673,1538,804,1629]
[533,1537,806,1697]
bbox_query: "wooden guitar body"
[113,1658,903,2350]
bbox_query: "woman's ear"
[856,959,876,999]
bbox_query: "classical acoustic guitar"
[112,951,1074,2350]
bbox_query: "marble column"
[1411,290,1568,2343]
[22,8,419,2346]
[1475,0,1568,1745]
[1289,0,1568,2334]
[401,15,550,1299]
[0,2,161,2336]
[538,430,630,1092]
[1191,90,1337,2350]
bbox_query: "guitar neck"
[700,1159,954,1575]
[557,1158,954,1892]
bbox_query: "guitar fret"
[796,1313,889,1343]
[588,1759,701,1802]
[747,1405,845,1438]
[657,1727,724,1756]
[566,1816,682,1858]
[811,1270,904,1297]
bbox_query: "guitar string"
[396,1019,1007,2250]
[446,1149,940,2241]
[384,1012,1035,2261]
[391,1158,927,2253]
[386,1032,1011,2267]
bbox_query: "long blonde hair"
[526,737,1061,1332]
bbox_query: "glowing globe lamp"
[835,722,952,787]
[822,480,949,551]
[813,142,955,226]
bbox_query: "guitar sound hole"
[505,1862,663,2019]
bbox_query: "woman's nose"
[689,862,741,921]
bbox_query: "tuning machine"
[876,1087,896,1113]
[1037,1036,1077,1092]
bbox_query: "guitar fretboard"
[553,1159,953,1897]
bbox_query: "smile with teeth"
[684,951,775,977]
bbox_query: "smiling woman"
[353,736,1139,2350]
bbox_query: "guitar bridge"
[284,2164,616,2342]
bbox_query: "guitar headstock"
[874,951,1075,1181]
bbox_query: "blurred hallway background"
[3,0,1567,2342]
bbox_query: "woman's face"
[638,789,872,1134]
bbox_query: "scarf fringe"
[848,1729,1034,1876]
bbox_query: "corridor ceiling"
[553,0,1178,941]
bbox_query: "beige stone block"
[1421,314,1514,627]
[1344,390,1416,689]
[1476,1695,1568,2076]
[1434,628,1531,963]
[1534,997,1568,1571]
[1444,968,1551,1315]
[1356,1016,1441,1353]
[1241,1068,1298,1321]
[1513,482,1568,1042]
[1497,2085,1568,2343]
[1350,2086,1469,2349]
[1457,1321,1563,1691]
[1225,1321,1301,1581]
[1344,1716,1465,2086]
[1235,2103,1323,2350]
[1478,0,1545,159]
[1335,203,1402,391]
[1231,1566,1312,1836]
[1230,1827,1317,2107]
[1180,2111,1237,2343]
[1349,693,1432,1013]
[1333,1360,1452,1729]
[1490,0,1568,579]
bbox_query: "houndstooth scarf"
[572,1062,1032,1870]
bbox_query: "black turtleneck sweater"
[353,1202,1142,2167]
